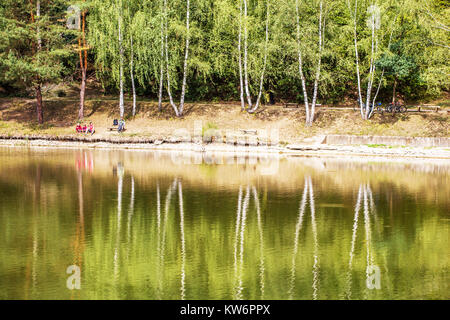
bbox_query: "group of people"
[76,122,95,135]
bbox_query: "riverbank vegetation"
[0,0,449,126]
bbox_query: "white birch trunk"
[118,0,125,119]
[365,14,376,120]
[130,34,136,117]
[248,0,270,114]
[371,14,398,117]
[158,0,165,112]
[348,0,364,118]
[163,0,190,118]
[178,0,190,116]
[243,0,253,109]
[163,0,180,117]
[295,0,310,123]
[238,0,245,111]
[309,0,324,126]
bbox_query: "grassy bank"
[0,96,448,145]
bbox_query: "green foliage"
[0,0,75,92]
[0,0,449,103]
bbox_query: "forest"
[0,0,449,124]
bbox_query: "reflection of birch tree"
[114,164,124,280]
[234,185,265,299]
[288,176,319,300]
[345,183,378,299]
[178,180,186,300]
[157,179,177,298]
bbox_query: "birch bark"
[158,0,165,112]
[248,0,270,114]
[309,0,324,126]
[130,34,136,117]
[118,0,125,119]
[295,0,310,124]
[238,0,245,111]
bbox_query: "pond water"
[0,146,448,300]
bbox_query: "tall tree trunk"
[36,0,43,124]
[163,0,179,117]
[309,0,324,126]
[365,12,377,120]
[118,0,125,119]
[243,0,252,109]
[248,0,270,114]
[130,34,137,117]
[238,0,245,111]
[392,78,397,104]
[348,0,364,118]
[163,0,190,118]
[371,13,398,114]
[78,2,87,120]
[178,0,190,116]
[35,85,44,124]
[158,0,165,112]
[79,68,86,120]
[295,0,310,123]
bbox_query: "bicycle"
[387,102,407,113]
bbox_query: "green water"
[0,146,448,300]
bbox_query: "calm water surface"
[0,146,448,300]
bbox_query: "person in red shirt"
[82,123,87,133]
[76,123,82,133]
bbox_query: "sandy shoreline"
[1,137,449,160]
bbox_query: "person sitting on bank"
[76,123,82,133]
[118,118,125,133]
[87,122,95,135]
[82,123,87,133]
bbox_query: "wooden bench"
[284,103,299,109]
[108,127,126,132]
[240,129,258,135]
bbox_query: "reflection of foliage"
[0,150,448,299]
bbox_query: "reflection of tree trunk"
[234,186,250,300]
[127,177,135,244]
[289,176,318,300]
[345,183,378,300]
[308,177,319,300]
[233,186,243,288]
[114,169,123,281]
[289,177,308,300]
[178,181,186,300]
[158,179,177,298]
[252,187,265,299]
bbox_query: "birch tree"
[163,0,191,117]
[347,0,382,120]
[118,0,125,118]
[295,0,326,126]
[238,0,271,114]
